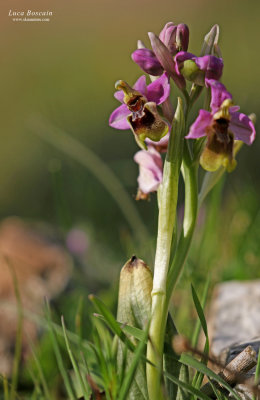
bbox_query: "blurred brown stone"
[0,217,72,375]
[205,281,260,399]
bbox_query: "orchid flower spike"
[186,79,256,171]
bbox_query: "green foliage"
[180,354,242,400]
[1,289,249,400]
[190,284,210,398]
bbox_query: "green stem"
[166,149,198,301]
[147,98,184,400]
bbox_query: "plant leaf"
[61,316,89,399]
[117,324,149,400]
[191,278,210,348]
[93,313,146,342]
[191,283,210,392]
[164,371,212,400]
[89,295,136,352]
[191,284,208,339]
[45,301,76,400]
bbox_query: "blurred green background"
[0,0,259,293]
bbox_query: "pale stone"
[207,280,260,358]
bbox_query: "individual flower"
[131,22,189,89]
[175,52,223,86]
[186,79,256,171]
[134,146,163,200]
[109,73,170,149]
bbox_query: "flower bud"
[175,52,223,86]
[117,256,152,400]
[159,22,189,55]
[137,39,146,49]
[159,22,177,54]
[148,32,186,89]
[131,49,164,76]
[176,24,189,52]
[200,24,219,56]
[117,255,152,329]
[179,59,204,85]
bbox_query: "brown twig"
[201,345,257,398]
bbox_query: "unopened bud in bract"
[117,256,153,399]
[117,255,152,329]
[159,22,189,55]
[175,52,223,86]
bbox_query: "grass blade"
[28,338,53,400]
[93,313,146,342]
[20,305,95,357]
[176,364,190,400]
[3,374,9,400]
[61,316,89,399]
[191,284,208,339]
[253,348,260,400]
[209,380,227,400]
[45,301,76,400]
[191,284,210,393]
[75,296,84,339]
[191,278,210,348]
[180,353,242,400]
[117,324,149,400]
[89,295,136,352]
[164,371,212,400]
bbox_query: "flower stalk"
[146,98,184,400]
[167,145,198,300]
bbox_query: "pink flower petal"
[114,91,124,102]
[133,75,147,97]
[146,73,170,105]
[230,112,256,145]
[131,49,164,76]
[206,79,232,112]
[186,110,212,139]
[134,147,163,194]
[109,104,131,130]
[174,51,194,75]
[230,105,240,112]
[145,132,169,153]
[195,55,223,81]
